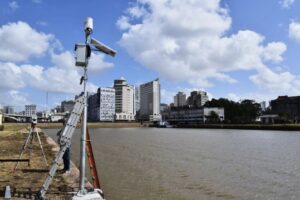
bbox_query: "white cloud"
[289,21,300,43]
[279,0,295,8]
[116,16,131,30]
[161,89,175,104]
[118,0,288,91]
[227,93,241,102]
[9,1,19,10]
[249,67,299,93]
[88,53,114,72]
[0,51,112,94]
[0,62,25,89]
[0,21,53,62]
[0,90,30,107]
[227,92,279,105]
[0,21,114,96]
[262,42,287,63]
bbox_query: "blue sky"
[1,0,300,111]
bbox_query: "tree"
[204,98,261,123]
[206,111,220,123]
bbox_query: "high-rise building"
[88,87,115,121]
[187,91,209,108]
[3,106,14,114]
[25,105,37,116]
[140,78,161,121]
[114,78,135,121]
[174,92,187,107]
[61,100,75,113]
[260,101,266,112]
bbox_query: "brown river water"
[45,128,300,200]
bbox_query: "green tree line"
[204,98,261,124]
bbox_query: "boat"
[157,121,173,128]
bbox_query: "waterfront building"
[50,113,65,122]
[61,100,75,113]
[114,78,135,121]
[3,106,14,114]
[259,114,279,124]
[270,96,300,121]
[25,104,37,117]
[174,92,187,107]
[203,107,225,122]
[140,78,161,121]
[88,87,115,121]
[187,91,209,108]
[163,107,224,124]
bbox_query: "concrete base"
[72,189,104,200]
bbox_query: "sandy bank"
[0,126,91,199]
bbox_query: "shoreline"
[3,122,300,131]
[2,122,147,130]
[175,124,300,131]
[0,126,91,199]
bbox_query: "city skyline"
[1,1,300,111]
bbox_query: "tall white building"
[140,78,161,121]
[174,92,187,107]
[88,87,115,121]
[25,105,37,116]
[114,78,135,121]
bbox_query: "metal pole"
[79,32,89,195]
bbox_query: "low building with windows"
[50,113,65,122]
[163,107,224,124]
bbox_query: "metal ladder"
[38,96,85,199]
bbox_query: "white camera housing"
[84,17,93,33]
[91,37,116,57]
